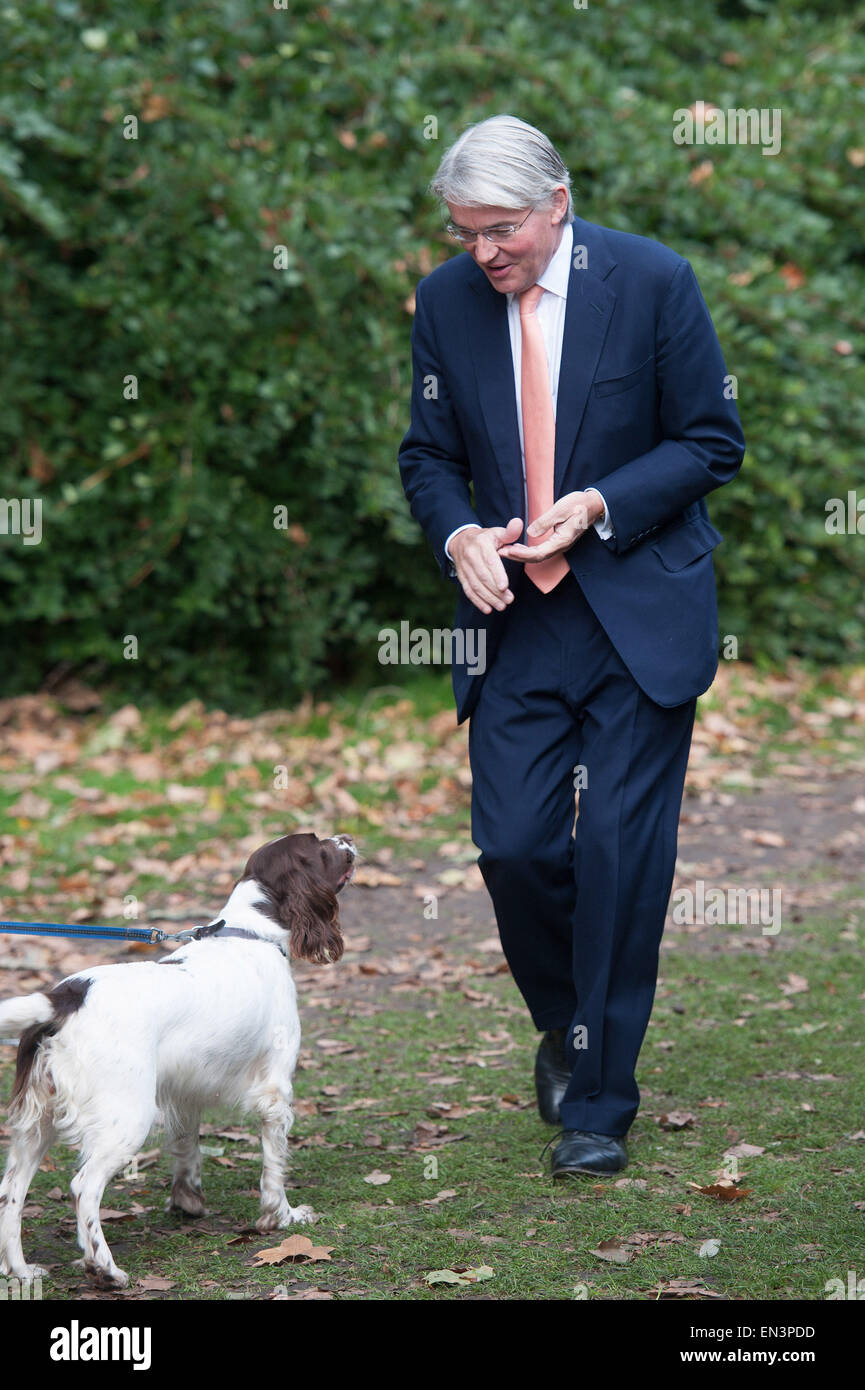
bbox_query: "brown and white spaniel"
[0,831,355,1289]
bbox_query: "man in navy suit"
[398,115,744,1176]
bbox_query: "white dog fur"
[0,830,355,1288]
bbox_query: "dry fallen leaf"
[779,972,809,996]
[658,1110,696,1130]
[271,1287,334,1300]
[590,1239,631,1265]
[351,868,403,888]
[741,828,786,847]
[425,1265,494,1286]
[426,1104,483,1120]
[253,1235,334,1266]
[624,1231,685,1250]
[363,1169,392,1186]
[651,1277,723,1299]
[689,1181,751,1202]
[341,934,372,952]
[420,1189,458,1206]
[723,1142,765,1159]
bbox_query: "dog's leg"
[253,1088,315,1231]
[167,1109,206,1217]
[0,1120,54,1281]
[71,1132,148,1289]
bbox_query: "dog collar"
[191,920,289,960]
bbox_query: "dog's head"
[240,832,355,965]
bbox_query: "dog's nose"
[330,833,357,858]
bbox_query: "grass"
[1,665,863,1300]
[2,912,862,1301]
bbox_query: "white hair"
[430,114,574,221]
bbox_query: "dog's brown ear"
[284,868,344,965]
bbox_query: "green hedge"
[1,0,862,708]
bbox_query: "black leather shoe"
[534,1028,572,1125]
[550,1129,628,1177]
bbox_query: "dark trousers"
[468,569,696,1137]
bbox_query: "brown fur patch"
[48,977,92,1021]
[10,976,92,1106]
[11,1022,54,1105]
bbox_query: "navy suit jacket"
[398,215,745,723]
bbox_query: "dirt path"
[1,768,861,1025]
[288,767,865,1008]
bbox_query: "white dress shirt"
[444,218,613,563]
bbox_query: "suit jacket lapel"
[554,220,617,495]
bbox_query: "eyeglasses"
[445,209,535,245]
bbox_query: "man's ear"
[551,184,568,224]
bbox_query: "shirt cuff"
[444,522,482,563]
[585,487,614,541]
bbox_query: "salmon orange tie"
[519,284,569,592]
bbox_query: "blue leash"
[0,919,212,947]
[0,920,171,945]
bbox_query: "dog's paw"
[84,1259,129,1290]
[167,1193,208,1218]
[256,1201,318,1232]
[169,1177,208,1217]
[255,1208,284,1233]
[282,1203,319,1226]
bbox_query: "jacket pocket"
[651,518,723,571]
[594,354,655,398]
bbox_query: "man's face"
[446,187,568,296]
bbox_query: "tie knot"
[519,284,545,317]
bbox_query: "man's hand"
[498,490,604,564]
[450,517,523,614]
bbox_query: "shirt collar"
[508,220,573,305]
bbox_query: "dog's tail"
[0,993,53,1038]
[3,978,92,1126]
[1,994,58,1126]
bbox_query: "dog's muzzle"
[330,833,357,889]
